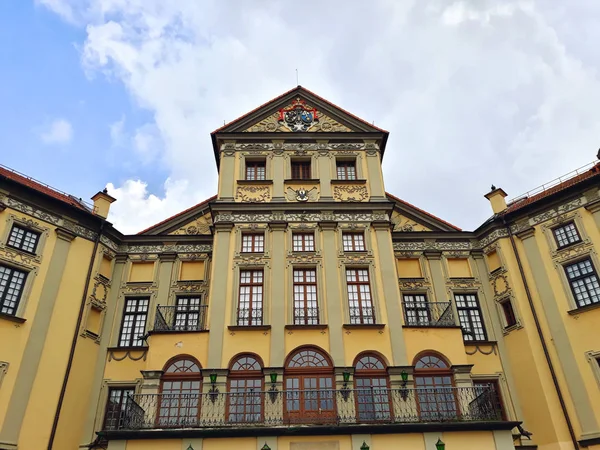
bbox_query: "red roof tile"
[503,162,600,214]
[386,192,462,231]
[137,195,217,234]
[211,86,388,134]
[0,165,92,212]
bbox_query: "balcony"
[402,301,456,327]
[153,305,208,332]
[108,386,504,432]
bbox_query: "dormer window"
[291,160,311,180]
[245,160,266,181]
[336,161,356,180]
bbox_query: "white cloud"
[41,0,600,232]
[109,116,126,146]
[40,118,73,144]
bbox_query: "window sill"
[556,241,582,251]
[285,324,328,330]
[5,244,39,258]
[107,346,149,352]
[568,302,600,315]
[343,323,385,330]
[237,180,273,185]
[227,325,271,331]
[330,179,367,185]
[148,329,209,335]
[284,179,320,183]
[463,340,497,346]
[402,325,462,329]
[0,312,26,324]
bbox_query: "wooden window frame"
[454,293,487,341]
[336,160,357,180]
[227,354,264,424]
[284,347,336,424]
[564,258,600,308]
[413,352,459,420]
[241,233,264,253]
[174,296,205,331]
[158,356,202,428]
[237,270,264,326]
[103,386,136,430]
[293,268,319,325]
[346,268,375,324]
[472,379,507,420]
[0,264,28,317]
[245,160,266,181]
[291,160,311,180]
[402,293,431,326]
[118,297,149,347]
[342,232,366,252]
[292,233,315,252]
[552,221,582,249]
[6,225,40,254]
[499,298,517,329]
[353,353,392,422]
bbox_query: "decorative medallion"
[278,98,319,132]
[286,187,318,202]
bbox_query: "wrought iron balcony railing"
[108,386,503,431]
[153,305,208,332]
[402,301,455,327]
[348,307,376,325]
[293,307,320,325]
[236,308,263,326]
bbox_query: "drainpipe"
[504,218,579,450]
[47,220,105,450]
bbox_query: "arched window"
[354,353,391,421]
[158,356,202,427]
[284,347,336,423]
[413,352,457,420]
[228,354,263,423]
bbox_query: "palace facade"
[0,87,600,450]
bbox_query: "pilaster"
[269,221,287,366]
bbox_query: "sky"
[2,1,600,234]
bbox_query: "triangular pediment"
[137,195,215,235]
[387,193,461,232]
[212,86,387,135]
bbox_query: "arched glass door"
[413,353,458,420]
[284,347,336,424]
[158,357,202,427]
[353,353,392,421]
[227,354,263,423]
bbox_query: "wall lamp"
[400,370,409,400]
[341,370,351,401]
[360,442,370,450]
[261,444,271,450]
[269,372,278,403]
[209,372,219,403]
[435,438,445,450]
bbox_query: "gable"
[243,97,353,133]
[391,210,432,232]
[168,210,212,236]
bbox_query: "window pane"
[565,259,600,308]
[553,222,580,248]
[119,298,149,347]
[455,293,487,341]
[0,265,28,316]
[7,226,39,253]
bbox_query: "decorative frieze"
[393,241,472,252]
[119,244,212,254]
[333,185,369,202]
[236,186,271,203]
[214,212,389,224]
[222,142,379,152]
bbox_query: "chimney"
[484,185,508,214]
[91,188,116,219]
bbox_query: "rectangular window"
[291,161,311,179]
[403,294,430,326]
[0,265,27,316]
[7,225,40,254]
[346,269,374,324]
[553,222,581,248]
[119,298,149,347]
[342,232,365,252]
[500,298,517,328]
[245,161,266,181]
[103,387,135,430]
[241,234,264,253]
[293,269,319,325]
[472,379,506,420]
[292,233,315,252]
[455,293,487,341]
[238,270,263,326]
[336,161,356,180]
[174,296,204,331]
[565,258,600,308]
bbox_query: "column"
[317,142,332,200]
[269,222,287,366]
[150,252,176,326]
[80,254,127,446]
[207,222,234,368]
[218,146,236,201]
[364,144,385,200]
[518,228,599,436]
[373,222,408,365]
[424,251,447,303]
[0,227,76,448]
[320,221,345,366]
[271,142,285,201]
